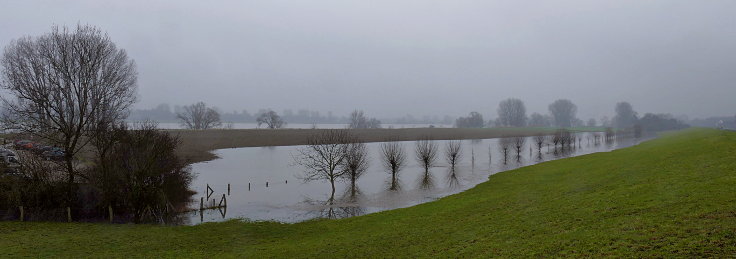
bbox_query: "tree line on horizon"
[454,98,689,133]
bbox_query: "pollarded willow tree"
[415,138,439,173]
[341,140,370,198]
[380,140,407,190]
[176,102,222,130]
[445,140,462,170]
[0,24,137,203]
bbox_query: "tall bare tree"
[548,99,578,128]
[613,102,638,128]
[256,110,285,129]
[497,98,527,127]
[380,140,407,190]
[445,140,462,169]
[0,24,137,204]
[294,129,350,200]
[176,102,221,130]
[415,139,438,173]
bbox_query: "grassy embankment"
[171,127,590,164]
[1,128,734,257]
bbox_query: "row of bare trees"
[175,102,287,130]
[294,131,470,198]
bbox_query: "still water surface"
[185,134,642,224]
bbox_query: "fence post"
[109,206,113,223]
[200,197,204,210]
[66,207,71,222]
[218,193,227,207]
[19,206,23,222]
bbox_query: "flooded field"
[150,122,452,130]
[185,134,643,224]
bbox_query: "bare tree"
[349,110,381,129]
[548,99,578,128]
[613,101,638,128]
[340,140,369,193]
[534,135,546,151]
[513,137,526,157]
[0,24,137,204]
[415,139,438,173]
[294,130,350,200]
[455,112,484,128]
[256,110,285,129]
[497,98,527,127]
[380,140,407,190]
[445,140,462,169]
[176,102,222,130]
[528,113,552,127]
[499,138,513,164]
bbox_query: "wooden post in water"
[227,183,231,195]
[206,184,214,200]
[248,182,251,191]
[19,206,23,222]
[109,206,113,223]
[266,181,269,187]
[66,207,71,222]
[219,194,227,207]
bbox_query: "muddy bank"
[170,127,579,165]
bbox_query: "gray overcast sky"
[1,0,735,120]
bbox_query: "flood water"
[184,134,643,224]
[150,122,452,130]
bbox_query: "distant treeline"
[129,104,455,125]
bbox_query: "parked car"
[33,145,54,155]
[15,140,37,150]
[42,149,65,161]
[0,148,20,174]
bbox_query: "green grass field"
[1,128,734,258]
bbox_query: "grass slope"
[1,128,734,258]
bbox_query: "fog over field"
[1,0,735,119]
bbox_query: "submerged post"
[219,194,227,208]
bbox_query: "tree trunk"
[65,153,75,207]
[330,179,336,202]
